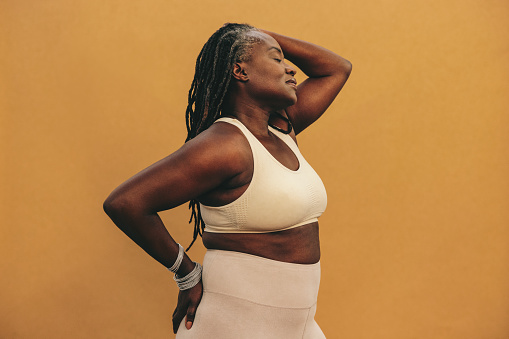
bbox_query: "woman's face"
[240,32,297,109]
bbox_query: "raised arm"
[260,29,352,134]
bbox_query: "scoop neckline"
[219,117,301,173]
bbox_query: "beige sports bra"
[200,117,327,233]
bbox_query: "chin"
[268,91,298,110]
[286,95,298,107]
[275,98,297,110]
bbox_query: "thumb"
[185,305,197,330]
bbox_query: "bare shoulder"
[180,121,252,175]
[102,120,254,214]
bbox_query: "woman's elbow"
[340,58,352,77]
[103,194,116,217]
[328,56,352,80]
[103,193,135,221]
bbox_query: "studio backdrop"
[1,0,508,338]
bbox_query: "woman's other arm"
[103,124,249,333]
[260,29,352,134]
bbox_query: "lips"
[286,78,297,86]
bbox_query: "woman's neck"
[222,99,274,138]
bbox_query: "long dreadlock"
[184,23,261,251]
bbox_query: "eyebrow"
[267,46,283,55]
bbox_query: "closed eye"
[274,58,282,63]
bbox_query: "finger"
[185,305,198,330]
[172,304,187,334]
[185,282,204,330]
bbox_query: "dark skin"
[103,28,351,334]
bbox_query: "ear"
[232,62,249,82]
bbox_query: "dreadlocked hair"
[184,23,261,251]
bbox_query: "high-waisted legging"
[176,249,326,338]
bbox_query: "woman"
[104,23,351,338]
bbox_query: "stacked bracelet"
[174,262,202,291]
[167,244,184,273]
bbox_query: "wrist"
[165,243,193,276]
[174,262,203,291]
[175,256,195,277]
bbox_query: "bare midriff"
[202,221,320,264]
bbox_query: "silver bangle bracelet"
[167,244,184,273]
[174,262,202,291]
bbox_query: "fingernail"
[186,321,192,329]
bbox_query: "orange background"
[1,1,508,338]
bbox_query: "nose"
[284,62,296,76]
